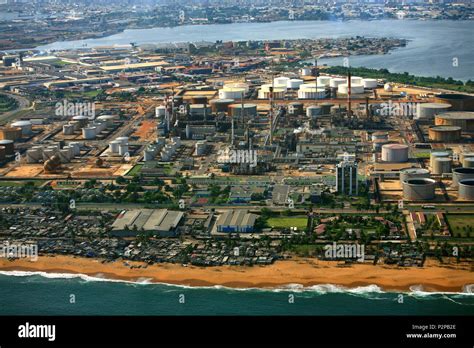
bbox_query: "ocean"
[1,272,473,315]
[34,19,474,80]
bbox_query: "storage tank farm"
[415,103,451,120]
[381,144,409,162]
[403,178,436,200]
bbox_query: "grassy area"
[126,164,144,176]
[445,214,474,238]
[289,244,320,257]
[267,216,308,229]
[0,94,18,113]
[0,180,45,187]
[413,152,431,159]
[64,89,103,99]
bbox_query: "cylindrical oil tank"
[189,104,211,117]
[288,102,304,115]
[435,112,474,131]
[219,87,246,99]
[191,95,208,104]
[306,105,322,117]
[116,137,129,145]
[72,116,89,127]
[337,83,364,95]
[26,147,43,163]
[10,121,32,136]
[463,157,474,168]
[58,149,71,163]
[286,79,304,89]
[434,93,474,111]
[432,157,452,175]
[97,115,115,127]
[118,144,129,156]
[403,178,436,200]
[82,127,96,140]
[274,76,290,87]
[299,67,312,76]
[416,103,451,120]
[329,78,346,88]
[155,105,166,118]
[362,78,378,89]
[381,144,409,162]
[0,139,14,155]
[63,124,75,135]
[316,76,331,87]
[0,146,6,161]
[0,127,22,141]
[259,85,286,99]
[69,121,80,131]
[69,142,81,156]
[319,102,333,115]
[371,131,389,141]
[428,126,461,142]
[229,104,257,117]
[297,85,326,99]
[430,151,450,168]
[400,168,430,183]
[350,76,363,85]
[458,179,474,200]
[210,99,234,113]
[109,140,121,153]
[452,167,474,187]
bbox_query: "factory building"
[336,161,358,196]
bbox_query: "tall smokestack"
[347,68,352,119]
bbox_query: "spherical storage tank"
[435,112,474,132]
[432,157,452,175]
[458,179,474,200]
[362,78,378,89]
[428,126,461,142]
[381,144,409,162]
[0,139,14,155]
[403,178,436,201]
[11,121,32,136]
[384,83,393,92]
[210,99,234,113]
[452,167,474,187]
[399,168,430,183]
[416,103,451,120]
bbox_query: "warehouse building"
[216,210,258,233]
[111,209,184,237]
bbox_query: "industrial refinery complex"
[0,36,472,270]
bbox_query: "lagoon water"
[0,272,473,315]
[35,20,474,80]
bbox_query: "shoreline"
[0,255,472,293]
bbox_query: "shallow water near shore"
[1,272,473,315]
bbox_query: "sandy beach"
[0,255,472,292]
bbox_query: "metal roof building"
[111,209,184,237]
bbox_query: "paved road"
[0,92,31,125]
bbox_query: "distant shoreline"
[0,255,471,293]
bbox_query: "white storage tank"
[297,85,326,99]
[416,103,451,120]
[118,144,129,156]
[63,124,75,135]
[219,87,246,99]
[338,83,364,95]
[109,140,121,154]
[26,148,43,163]
[384,83,393,92]
[381,144,409,162]
[362,78,378,89]
[430,151,450,168]
[72,116,89,127]
[329,78,346,88]
[432,157,452,175]
[399,168,430,183]
[286,79,304,89]
[274,76,290,87]
[317,76,331,87]
[155,105,166,118]
[69,142,81,156]
[82,127,96,140]
[116,137,129,145]
[350,76,363,85]
[11,121,32,136]
[97,115,115,127]
[299,67,313,76]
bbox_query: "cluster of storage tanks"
[108,137,130,157]
[0,139,15,162]
[254,75,378,100]
[142,136,182,162]
[26,142,82,164]
[62,115,116,140]
[380,143,409,163]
